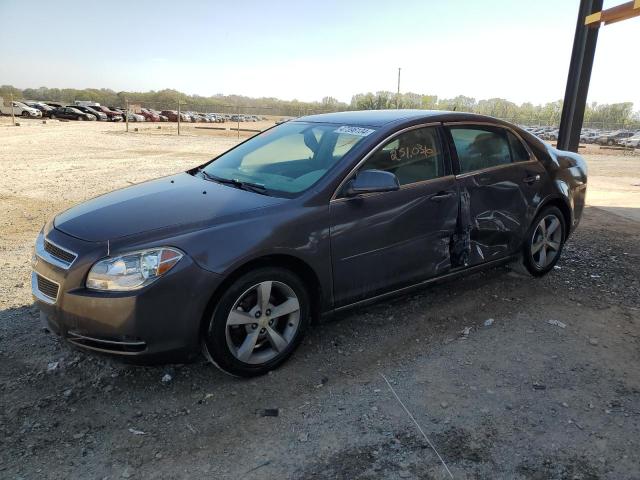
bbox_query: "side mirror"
[344,169,400,197]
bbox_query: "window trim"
[443,122,537,177]
[330,122,445,201]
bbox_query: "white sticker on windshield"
[334,126,375,137]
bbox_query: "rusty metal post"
[557,0,603,152]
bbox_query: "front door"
[330,125,459,307]
[447,124,546,266]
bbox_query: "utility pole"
[10,92,15,125]
[237,103,240,139]
[396,67,401,109]
[125,99,129,133]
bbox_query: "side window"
[450,128,511,174]
[507,131,530,162]
[359,127,445,186]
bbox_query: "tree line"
[1,84,637,128]
[351,92,639,128]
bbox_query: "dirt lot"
[1,120,639,479]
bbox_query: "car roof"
[296,109,510,128]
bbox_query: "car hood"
[54,172,287,242]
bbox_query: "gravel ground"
[1,120,639,479]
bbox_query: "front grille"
[36,274,59,300]
[44,240,77,265]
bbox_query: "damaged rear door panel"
[446,124,547,267]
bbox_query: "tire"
[607,139,614,146]
[202,267,310,377]
[77,116,84,121]
[50,114,56,119]
[521,206,566,277]
[22,111,30,118]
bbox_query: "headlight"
[86,247,183,291]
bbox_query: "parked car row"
[1,100,274,124]
[523,125,640,147]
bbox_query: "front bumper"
[32,227,223,361]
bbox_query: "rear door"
[329,124,459,306]
[446,124,546,266]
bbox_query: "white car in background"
[0,100,42,118]
[620,133,640,148]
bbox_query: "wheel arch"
[199,254,324,337]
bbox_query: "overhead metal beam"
[557,0,603,152]
[585,0,640,26]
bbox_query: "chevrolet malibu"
[32,110,587,376]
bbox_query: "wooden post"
[125,99,129,132]
[10,92,15,126]
[177,99,181,136]
[237,104,240,139]
[396,67,401,109]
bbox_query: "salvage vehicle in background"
[139,108,160,122]
[50,106,96,121]
[148,109,168,122]
[68,105,108,121]
[32,110,587,377]
[595,130,634,146]
[23,101,55,117]
[620,133,640,148]
[90,105,123,122]
[160,110,179,121]
[0,100,42,118]
[121,111,145,122]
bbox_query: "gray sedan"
[32,110,587,376]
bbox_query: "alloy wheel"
[225,281,300,365]
[531,214,562,269]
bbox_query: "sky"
[0,0,638,109]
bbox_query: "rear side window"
[507,131,530,162]
[450,127,511,174]
[359,126,445,186]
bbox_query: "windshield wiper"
[200,170,269,195]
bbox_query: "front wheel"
[202,267,310,377]
[77,116,84,121]
[521,206,566,276]
[22,111,30,118]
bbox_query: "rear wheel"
[202,267,310,377]
[521,206,566,276]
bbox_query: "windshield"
[201,122,374,197]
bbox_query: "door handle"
[523,174,540,185]
[430,191,455,202]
